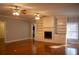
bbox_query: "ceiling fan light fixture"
[13,12,20,16]
[35,16,40,20]
[12,6,20,16]
[34,13,40,20]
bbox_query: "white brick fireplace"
[35,16,66,44]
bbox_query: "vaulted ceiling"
[0,3,79,22]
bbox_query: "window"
[66,22,78,39]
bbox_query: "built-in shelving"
[55,17,67,34]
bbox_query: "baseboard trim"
[5,38,31,43]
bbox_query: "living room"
[0,3,79,55]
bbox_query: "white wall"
[0,16,31,43]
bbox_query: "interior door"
[0,21,5,54]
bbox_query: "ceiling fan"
[7,4,48,20]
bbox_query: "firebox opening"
[44,31,52,39]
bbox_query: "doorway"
[31,24,37,54]
[31,24,36,39]
[0,21,5,54]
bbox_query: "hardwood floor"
[5,39,65,55]
[2,39,79,55]
[5,40,33,55]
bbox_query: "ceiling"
[0,3,79,22]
